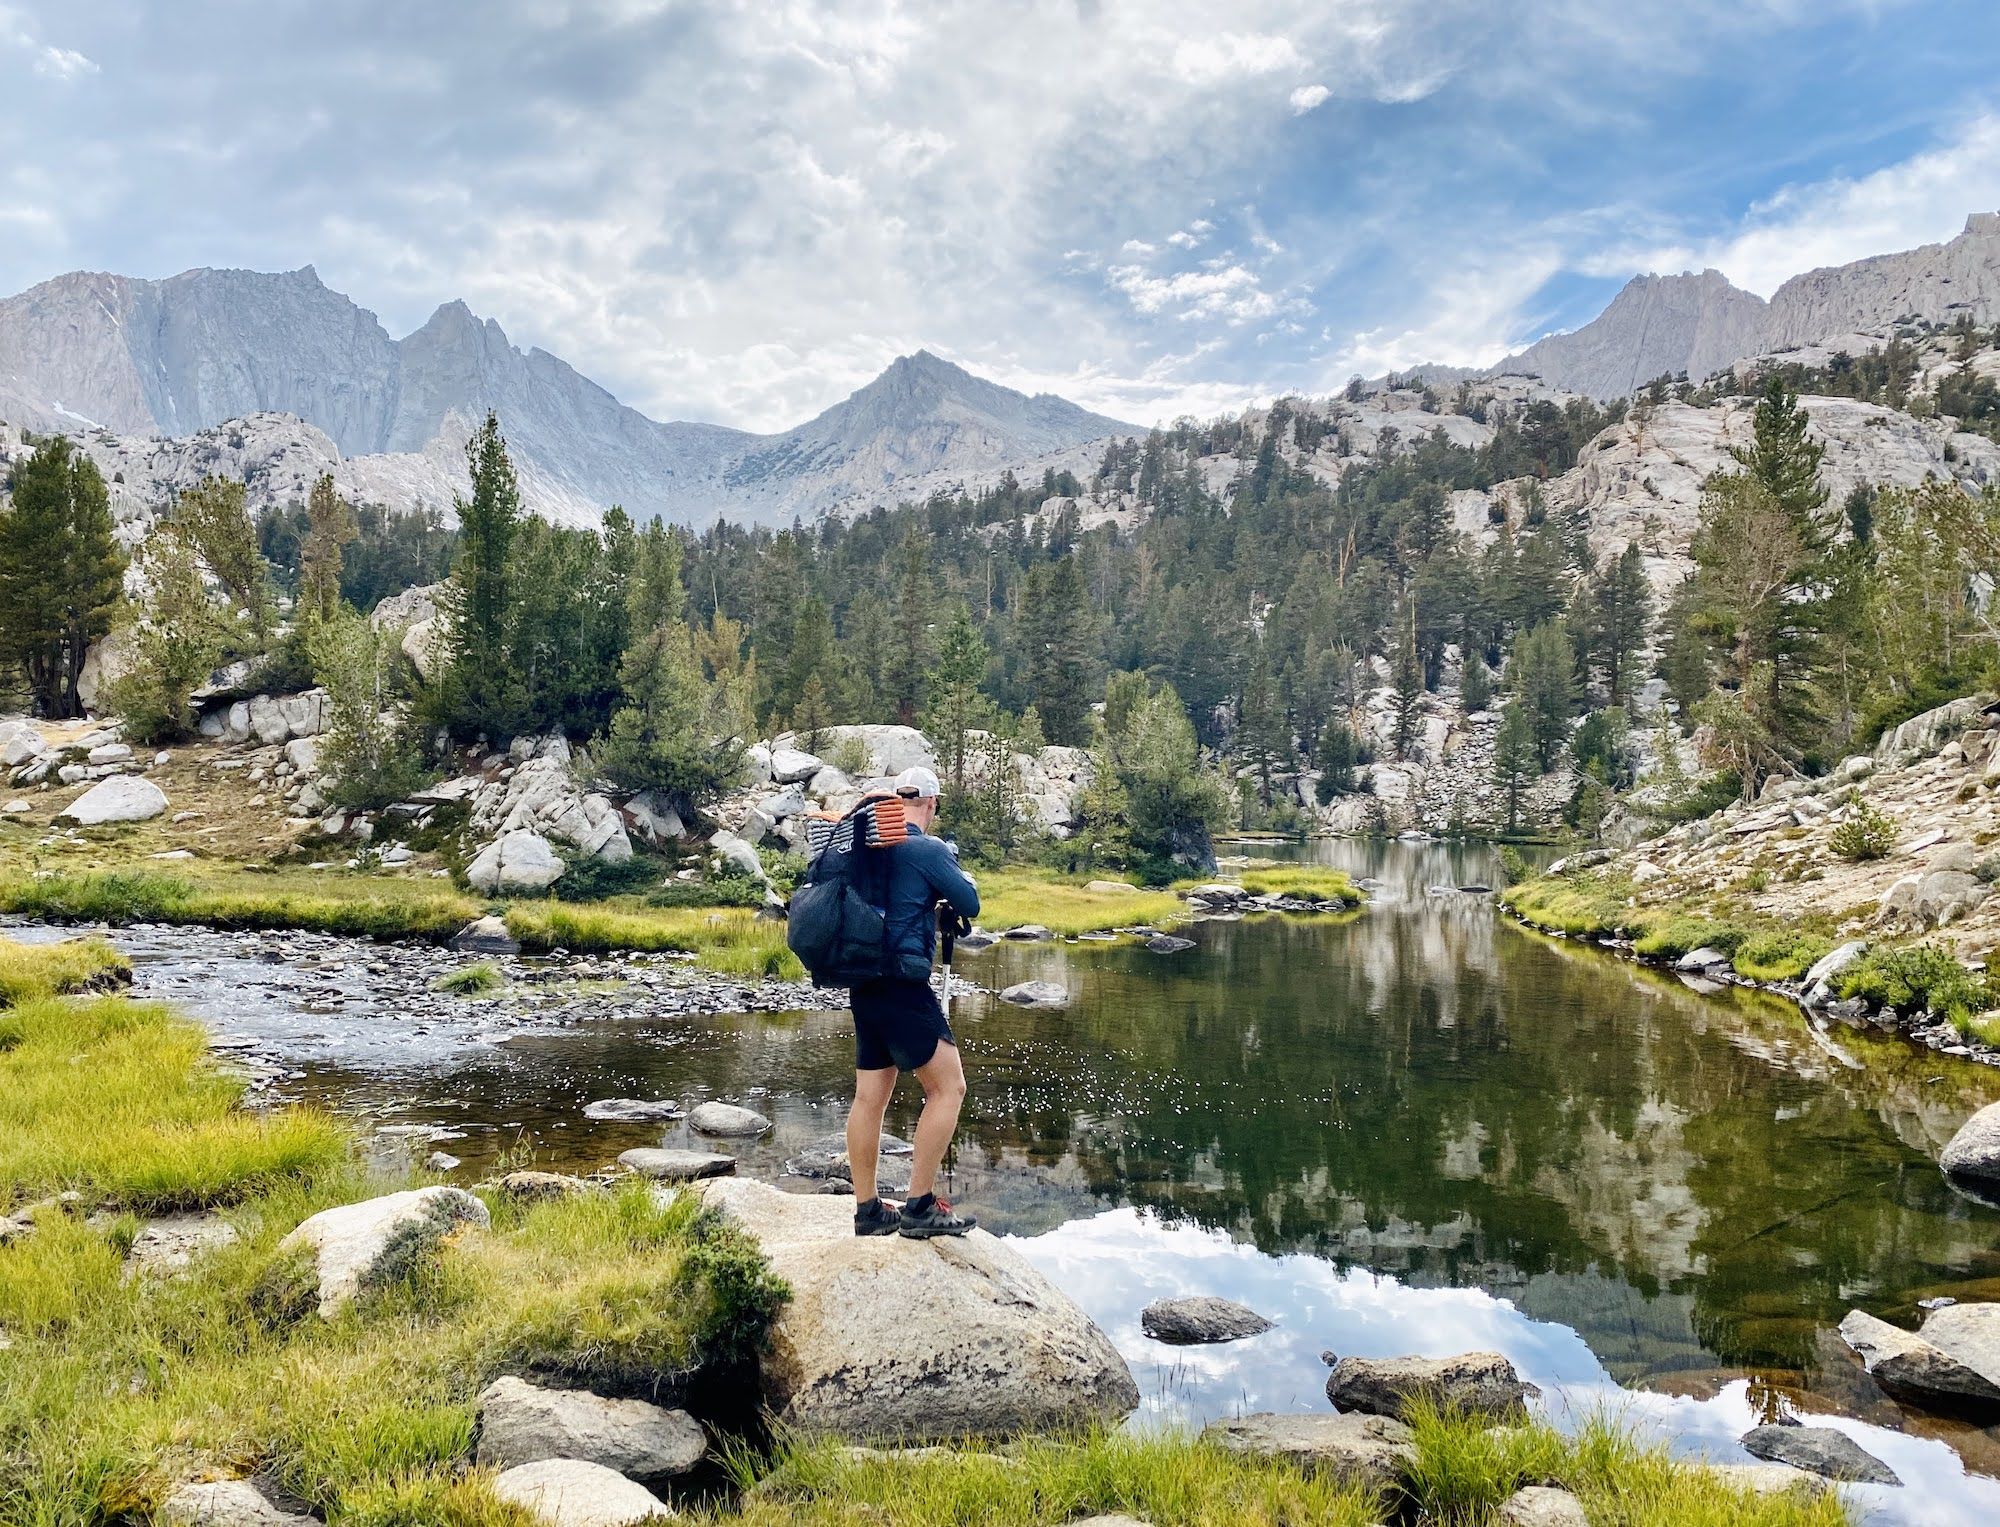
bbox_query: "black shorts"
[851,978,954,1072]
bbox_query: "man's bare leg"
[907,1040,967,1199]
[847,1066,897,1203]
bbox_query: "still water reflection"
[26,838,2000,1517]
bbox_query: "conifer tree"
[1389,596,1424,758]
[1590,542,1653,703]
[888,530,934,724]
[435,412,524,739]
[1019,556,1095,745]
[105,522,225,742]
[298,474,358,628]
[924,603,992,807]
[1493,699,1537,831]
[0,437,125,717]
[174,476,273,640]
[1510,619,1577,770]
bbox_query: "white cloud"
[33,43,95,78]
[1323,245,1564,379]
[1169,31,1303,87]
[1288,82,1330,114]
[0,5,96,79]
[1107,258,1301,325]
[1580,113,2000,297]
[1165,218,1215,249]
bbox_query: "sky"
[6,1,2000,433]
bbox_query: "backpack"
[786,798,902,987]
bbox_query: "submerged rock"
[487,1458,669,1526]
[475,1375,707,1479]
[1000,980,1070,1009]
[687,1101,772,1137]
[1325,1350,1539,1421]
[582,1098,684,1122]
[1199,1412,1414,1492]
[617,1148,735,1182]
[1739,1423,1900,1485]
[1145,935,1195,954]
[1139,1296,1273,1345]
[278,1186,489,1317]
[1940,1102,2000,1184]
[698,1177,1136,1442]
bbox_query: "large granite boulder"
[777,724,934,779]
[1740,1423,1899,1485]
[1940,1102,2000,1184]
[466,830,566,893]
[475,1375,706,1479]
[697,1177,1136,1441]
[487,1459,669,1526]
[57,775,167,825]
[1917,1302,2000,1393]
[277,1186,489,1316]
[1325,1350,1539,1421]
[1199,1412,1415,1493]
[1839,1308,2000,1413]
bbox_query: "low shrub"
[648,870,767,909]
[547,853,661,902]
[1829,801,1897,862]
[1836,942,1997,1026]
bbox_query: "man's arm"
[915,837,980,919]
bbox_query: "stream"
[13,837,2000,1523]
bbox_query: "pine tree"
[1389,596,1424,758]
[298,474,358,628]
[1460,652,1493,713]
[781,594,843,730]
[628,521,686,633]
[598,621,740,809]
[436,412,524,739]
[888,530,934,724]
[0,437,125,717]
[1314,718,1359,801]
[1493,700,1537,831]
[1590,542,1653,703]
[1510,619,1577,770]
[174,476,273,640]
[1019,556,1095,745]
[1235,644,1287,805]
[105,522,226,743]
[924,603,992,807]
[306,603,427,809]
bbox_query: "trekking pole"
[937,901,956,1021]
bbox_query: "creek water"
[17,838,2000,1523]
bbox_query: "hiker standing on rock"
[787,764,981,1237]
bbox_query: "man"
[848,764,982,1238]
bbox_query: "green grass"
[1631,916,1749,962]
[1224,866,1365,906]
[504,900,803,979]
[0,939,348,1213]
[432,960,505,995]
[730,1410,1849,1527]
[1732,930,1835,984]
[1499,874,1632,938]
[976,872,1190,936]
[0,934,128,1005]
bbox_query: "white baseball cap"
[893,765,941,799]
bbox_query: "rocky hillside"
[0,267,1131,527]
[1471,213,2000,398]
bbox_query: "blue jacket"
[878,824,981,981]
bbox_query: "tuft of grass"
[1631,916,1748,962]
[432,960,504,996]
[973,872,1190,937]
[1733,930,1835,984]
[0,868,478,943]
[0,940,347,1213]
[0,935,127,1006]
[1499,874,1633,938]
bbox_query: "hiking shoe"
[853,1197,901,1237]
[898,1194,976,1238]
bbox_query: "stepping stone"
[687,1102,771,1137]
[583,1098,684,1122]
[617,1148,736,1182]
[1000,980,1069,1009]
[476,1375,706,1479]
[1325,1350,1539,1422]
[488,1458,670,1526]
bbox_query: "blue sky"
[5,1,2000,432]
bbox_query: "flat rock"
[1199,1412,1415,1493]
[1139,1296,1272,1345]
[1082,881,1139,894]
[1940,1102,2000,1184]
[1740,1423,1900,1485]
[57,775,168,825]
[157,1480,319,1526]
[277,1186,489,1316]
[1000,924,1052,941]
[1000,980,1070,1009]
[126,1212,239,1277]
[1145,935,1195,953]
[476,1375,707,1479]
[1674,945,1731,972]
[698,1177,1136,1442]
[1704,1462,1825,1497]
[1839,1308,2000,1412]
[1497,1486,1589,1526]
[487,1458,670,1526]
[1325,1350,1538,1421]
[687,1101,772,1137]
[583,1098,684,1122]
[617,1148,735,1182]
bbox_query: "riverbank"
[0,933,1859,1526]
